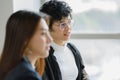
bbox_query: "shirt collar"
[51,41,67,51]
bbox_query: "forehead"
[55,16,71,23]
[37,18,48,30]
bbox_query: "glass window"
[62,0,120,33]
[70,39,120,80]
[46,0,120,79]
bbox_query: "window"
[70,39,120,80]
[61,0,120,80]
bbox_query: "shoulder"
[67,42,78,49]
[68,43,85,69]
[4,59,41,80]
[15,72,42,80]
[67,42,80,53]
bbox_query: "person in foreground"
[40,0,89,80]
[0,10,51,80]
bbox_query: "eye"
[41,31,47,35]
[60,23,67,28]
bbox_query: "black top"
[42,43,88,80]
[4,57,41,80]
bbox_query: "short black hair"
[40,0,72,30]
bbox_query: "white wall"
[0,0,13,54]
[0,0,41,54]
[13,0,41,12]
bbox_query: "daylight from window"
[70,39,120,80]
[60,0,120,80]
[62,0,120,33]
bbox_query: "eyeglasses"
[55,20,74,30]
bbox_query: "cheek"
[34,37,45,50]
[52,29,64,36]
[53,32,64,40]
[29,35,46,53]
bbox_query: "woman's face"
[27,18,52,58]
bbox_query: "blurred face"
[50,16,73,45]
[27,18,52,58]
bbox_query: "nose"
[46,32,52,43]
[65,23,71,31]
[67,23,71,28]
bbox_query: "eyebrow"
[59,19,71,23]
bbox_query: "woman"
[0,10,51,80]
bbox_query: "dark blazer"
[4,57,42,80]
[42,43,89,80]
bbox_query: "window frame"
[71,33,120,39]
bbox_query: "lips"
[65,34,70,36]
[46,45,50,51]
[64,33,71,37]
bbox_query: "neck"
[53,40,67,46]
[26,54,38,69]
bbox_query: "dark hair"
[40,0,72,31]
[0,10,43,79]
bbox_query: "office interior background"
[0,0,120,80]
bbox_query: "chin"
[39,52,49,58]
[63,38,69,41]
[44,52,49,58]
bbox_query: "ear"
[24,39,29,46]
[49,29,52,32]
